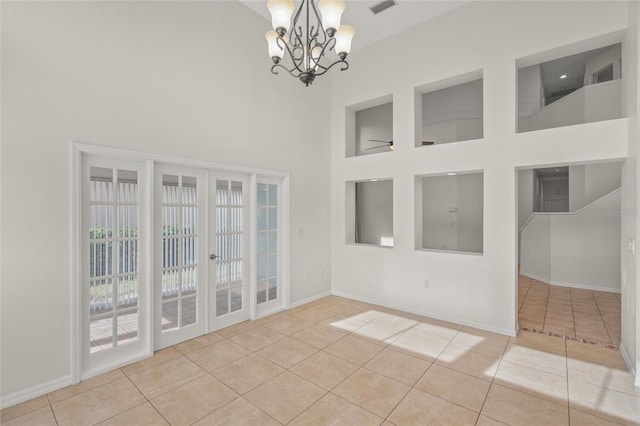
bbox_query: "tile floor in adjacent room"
[3,295,639,425]
[518,275,621,347]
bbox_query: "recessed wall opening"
[346,179,393,247]
[516,160,623,346]
[415,171,483,254]
[517,42,622,133]
[345,95,393,157]
[414,70,483,147]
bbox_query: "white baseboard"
[331,290,518,337]
[288,291,332,309]
[520,271,621,294]
[0,375,73,410]
[619,343,639,387]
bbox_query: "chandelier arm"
[271,63,304,78]
[309,0,327,43]
[291,0,304,37]
[278,36,305,70]
[278,38,308,75]
[309,37,337,71]
[313,59,349,77]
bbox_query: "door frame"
[71,143,290,383]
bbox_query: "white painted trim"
[72,142,288,179]
[520,271,621,293]
[331,290,518,337]
[619,343,638,386]
[288,291,332,309]
[70,145,82,385]
[0,375,73,410]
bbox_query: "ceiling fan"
[365,139,435,150]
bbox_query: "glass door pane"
[257,182,279,305]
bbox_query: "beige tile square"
[566,340,626,368]
[389,332,450,361]
[351,323,404,345]
[569,408,623,426]
[567,358,640,397]
[388,388,478,425]
[173,332,225,354]
[448,327,509,358]
[364,348,430,386]
[370,312,418,332]
[263,316,314,335]
[501,343,566,377]
[415,364,490,412]
[321,313,369,332]
[186,339,251,371]
[481,384,568,426]
[193,397,280,426]
[216,320,259,338]
[52,377,145,426]
[404,321,459,341]
[2,406,57,426]
[256,337,318,368]
[475,415,508,426]
[128,356,206,399]
[509,330,566,356]
[289,351,359,390]
[121,347,182,376]
[212,354,284,394]
[290,307,337,323]
[97,402,168,426]
[332,368,410,418]
[48,369,125,403]
[436,345,500,380]
[568,379,640,424]
[289,393,382,426]
[325,335,384,365]
[494,360,568,403]
[290,323,347,349]
[1,395,49,423]
[230,326,286,351]
[150,375,238,426]
[245,371,326,424]
[255,310,290,325]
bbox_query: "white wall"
[521,190,622,292]
[520,78,622,132]
[518,64,543,117]
[569,162,622,211]
[541,178,569,212]
[422,79,483,144]
[1,1,332,403]
[356,180,394,246]
[569,165,587,211]
[584,44,622,85]
[330,0,628,336]
[621,1,639,385]
[355,102,393,155]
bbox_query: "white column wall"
[330,1,628,335]
[1,1,332,402]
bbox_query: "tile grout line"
[565,338,571,425]
[474,334,510,424]
[591,291,614,345]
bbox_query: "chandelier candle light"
[265,0,355,86]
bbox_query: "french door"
[154,166,250,348]
[154,165,207,348]
[208,172,250,330]
[81,155,150,376]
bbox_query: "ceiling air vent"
[370,0,397,15]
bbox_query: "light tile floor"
[3,296,639,425]
[518,275,621,347]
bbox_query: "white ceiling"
[239,0,471,51]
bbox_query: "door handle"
[209,253,218,260]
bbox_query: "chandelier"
[265,0,355,86]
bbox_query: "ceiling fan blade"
[422,141,435,145]
[365,146,385,150]
[368,139,392,143]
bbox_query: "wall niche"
[346,179,393,247]
[345,95,393,157]
[415,171,483,254]
[414,70,484,147]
